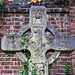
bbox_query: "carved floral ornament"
[1,6,75,75]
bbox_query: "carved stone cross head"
[1,6,75,75]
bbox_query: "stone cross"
[1,6,75,75]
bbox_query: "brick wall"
[69,6,75,75]
[0,4,75,75]
[47,13,70,35]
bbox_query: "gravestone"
[1,6,75,75]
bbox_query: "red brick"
[23,13,29,17]
[60,13,65,17]
[57,29,61,32]
[67,32,71,35]
[52,66,60,69]
[0,26,4,29]
[25,18,29,21]
[6,22,14,25]
[0,54,1,57]
[55,62,70,65]
[70,23,75,26]
[14,62,20,65]
[72,68,75,72]
[59,66,65,69]
[10,30,19,34]
[0,66,3,69]
[12,58,20,61]
[0,34,4,37]
[50,74,54,75]
[60,54,70,57]
[0,18,5,21]
[61,58,71,61]
[13,70,19,73]
[72,65,75,68]
[51,69,58,73]
[72,55,75,59]
[22,22,29,25]
[1,22,7,25]
[12,18,18,21]
[0,58,4,61]
[53,25,60,28]
[3,29,10,34]
[3,14,8,17]
[71,31,75,35]
[16,14,21,17]
[55,73,65,75]
[6,18,11,21]
[0,50,4,53]
[0,37,2,40]
[1,70,12,73]
[11,22,14,25]
[5,58,12,61]
[71,27,75,30]
[60,32,67,35]
[15,22,20,25]
[66,29,71,32]
[61,29,67,32]
[51,21,56,24]
[58,69,66,73]
[0,53,5,57]
[11,66,20,69]
[70,20,74,22]
[5,26,10,29]
[13,25,22,29]
[4,66,10,69]
[72,59,75,63]
[2,62,13,65]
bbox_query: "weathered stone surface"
[45,35,75,51]
[1,6,75,75]
[1,35,22,51]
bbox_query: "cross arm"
[1,24,30,51]
[56,35,75,51]
[45,35,75,51]
[1,35,24,51]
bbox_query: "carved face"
[31,9,45,25]
[35,12,43,19]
